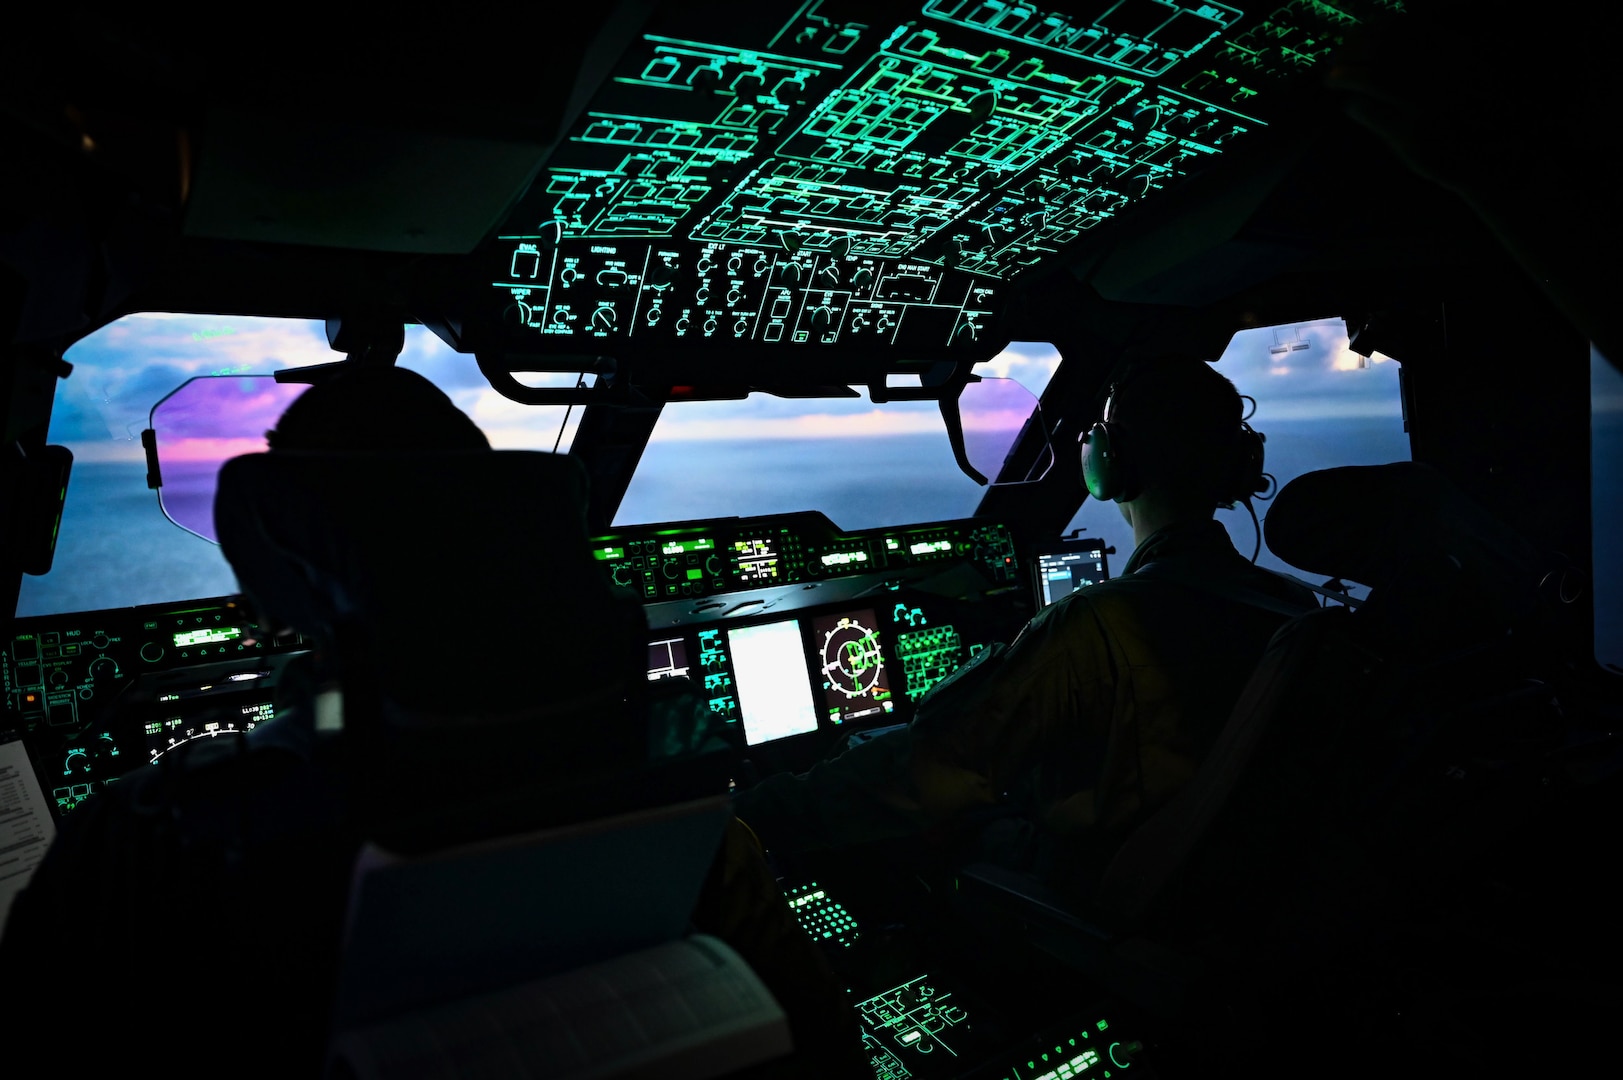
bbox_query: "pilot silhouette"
[734,356,1317,902]
[0,364,867,1078]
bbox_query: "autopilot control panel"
[483,0,1404,357]
[592,510,1022,601]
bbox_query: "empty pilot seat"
[951,462,1561,1032]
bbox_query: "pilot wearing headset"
[734,356,1317,901]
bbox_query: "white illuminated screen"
[727,620,819,745]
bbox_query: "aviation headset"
[1079,360,1267,507]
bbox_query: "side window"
[17,314,576,617]
[1066,318,1409,598]
[1594,346,1622,673]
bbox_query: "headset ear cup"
[1082,421,1132,501]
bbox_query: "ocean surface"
[15,418,1620,672]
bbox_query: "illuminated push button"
[690,65,722,89]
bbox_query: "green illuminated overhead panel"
[488,0,1407,342]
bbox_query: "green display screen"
[173,626,243,648]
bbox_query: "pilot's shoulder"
[1240,564,1322,609]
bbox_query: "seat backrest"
[214,448,658,836]
[1095,461,1552,934]
[1092,605,1358,929]
[214,448,648,724]
[331,794,734,1030]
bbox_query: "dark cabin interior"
[3,2,1619,1075]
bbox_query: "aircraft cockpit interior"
[3,1,1620,1076]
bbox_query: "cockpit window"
[1065,318,1410,597]
[16,314,578,617]
[1593,346,1621,674]
[614,341,1061,530]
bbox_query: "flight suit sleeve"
[910,594,1118,799]
[731,727,934,854]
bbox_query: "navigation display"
[727,619,820,744]
[1035,542,1109,607]
[811,609,893,724]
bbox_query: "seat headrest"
[214,450,645,716]
[1264,462,1542,624]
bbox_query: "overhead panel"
[483,0,1403,357]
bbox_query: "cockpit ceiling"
[473,0,1409,358]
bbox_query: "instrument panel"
[482,0,1404,356]
[2,597,308,817]
[3,512,1030,819]
[591,510,1021,600]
